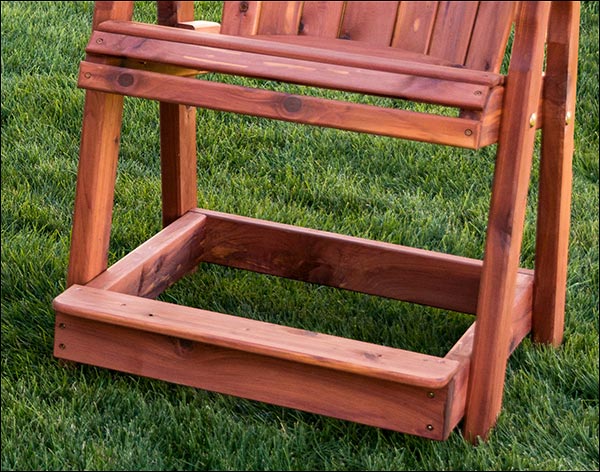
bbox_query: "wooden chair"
[53,1,580,442]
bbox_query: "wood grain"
[95,20,505,86]
[78,61,484,148]
[54,285,460,388]
[194,209,483,314]
[86,211,206,298]
[158,1,198,227]
[54,311,454,439]
[464,1,551,443]
[86,30,491,109]
[533,1,580,346]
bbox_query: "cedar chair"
[53,1,580,442]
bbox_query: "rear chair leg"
[158,1,198,227]
[533,1,580,346]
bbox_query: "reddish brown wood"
[465,2,517,73]
[444,269,533,436]
[54,311,453,439]
[66,2,134,287]
[299,1,344,38]
[55,285,460,387]
[253,34,456,66]
[91,0,133,29]
[428,1,479,64]
[95,21,504,86]
[78,61,484,148]
[220,1,262,36]
[256,1,303,35]
[391,1,439,53]
[157,1,198,228]
[86,211,207,297]
[339,1,400,46]
[85,31,492,110]
[464,1,551,443]
[55,0,575,444]
[533,1,580,346]
[66,91,124,287]
[194,209,482,313]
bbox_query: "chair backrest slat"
[465,1,518,72]
[391,1,439,53]
[221,1,517,71]
[338,1,400,45]
[298,1,344,38]
[427,1,479,64]
[256,1,302,35]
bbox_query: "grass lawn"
[1,1,598,470]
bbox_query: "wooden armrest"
[96,20,504,87]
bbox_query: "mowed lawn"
[1,1,598,470]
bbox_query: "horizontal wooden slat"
[87,211,207,297]
[195,209,483,313]
[78,61,483,148]
[95,20,504,86]
[54,311,453,439]
[86,31,489,109]
[54,285,460,388]
[252,34,456,65]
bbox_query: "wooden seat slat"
[54,285,461,388]
[96,21,504,87]
[87,30,490,109]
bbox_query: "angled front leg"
[66,2,134,286]
[464,1,551,443]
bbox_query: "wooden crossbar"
[96,20,505,86]
[78,61,496,148]
[86,30,491,110]
[55,284,461,387]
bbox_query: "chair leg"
[158,1,198,227]
[159,103,198,227]
[66,1,134,286]
[67,91,125,286]
[463,1,551,443]
[533,1,580,346]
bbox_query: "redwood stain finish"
[55,1,580,443]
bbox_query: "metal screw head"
[426,424,434,431]
[529,113,537,128]
[96,38,104,44]
[427,391,435,398]
[58,343,66,350]
[565,111,572,125]
[239,1,249,13]
[464,129,473,136]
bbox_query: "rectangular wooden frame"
[54,208,533,440]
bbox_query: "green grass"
[2,1,598,470]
